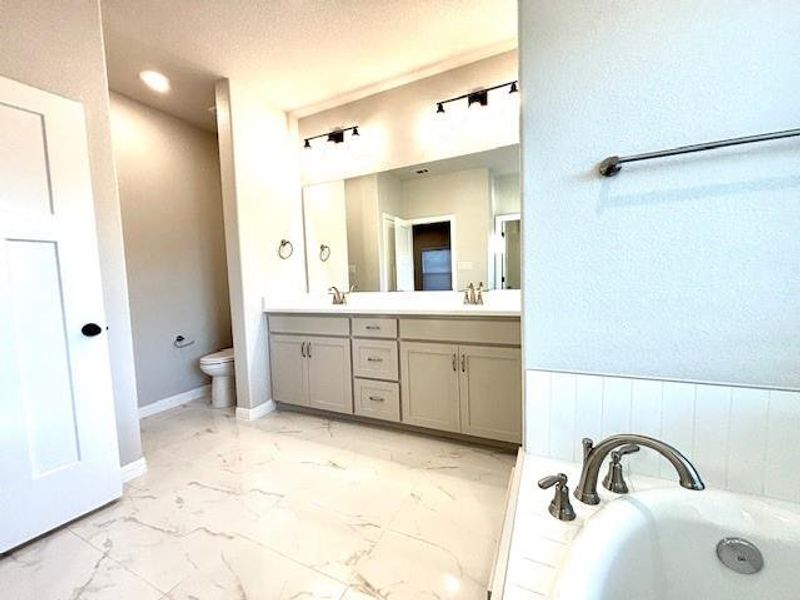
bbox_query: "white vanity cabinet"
[268,316,353,415]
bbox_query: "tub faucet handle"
[538,473,576,522]
[602,444,640,494]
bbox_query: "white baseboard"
[138,384,211,419]
[120,457,148,483]
[236,399,276,421]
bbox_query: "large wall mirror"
[303,144,520,293]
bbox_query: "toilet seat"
[200,347,234,366]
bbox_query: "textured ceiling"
[100,0,517,131]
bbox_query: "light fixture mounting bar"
[303,125,359,147]
[437,80,518,107]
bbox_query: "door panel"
[0,76,121,552]
[0,103,52,215]
[6,241,80,473]
[459,345,522,443]
[269,334,308,406]
[307,336,352,414]
[400,341,460,432]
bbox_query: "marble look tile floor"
[0,400,514,599]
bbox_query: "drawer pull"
[368,395,385,402]
[367,357,383,363]
[365,325,381,330]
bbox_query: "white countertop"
[262,290,521,317]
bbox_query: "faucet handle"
[538,473,576,521]
[603,444,640,494]
[614,444,640,459]
[538,473,567,489]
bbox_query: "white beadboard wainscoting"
[526,370,800,503]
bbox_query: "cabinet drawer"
[352,317,397,338]
[268,315,349,336]
[351,339,398,381]
[354,379,400,422]
[399,318,520,346]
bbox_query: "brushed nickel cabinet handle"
[367,357,383,363]
[365,325,380,330]
[368,395,385,402]
[460,354,466,372]
[307,342,312,358]
[301,342,306,358]
[452,353,457,371]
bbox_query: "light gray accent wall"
[109,93,231,407]
[0,0,142,465]
[520,1,800,390]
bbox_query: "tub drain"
[716,537,764,574]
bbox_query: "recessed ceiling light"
[139,70,170,94]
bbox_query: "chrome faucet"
[476,281,485,305]
[328,285,354,305]
[574,434,705,505]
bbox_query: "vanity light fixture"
[435,80,518,113]
[302,125,359,149]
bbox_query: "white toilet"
[199,347,235,408]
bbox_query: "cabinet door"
[270,334,308,406]
[459,345,522,443]
[307,336,353,414]
[400,342,460,433]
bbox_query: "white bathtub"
[551,488,800,600]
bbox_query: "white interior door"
[0,76,122,552]
[394,217,414,291]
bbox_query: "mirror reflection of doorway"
[412,221,452,291]
[495,213,521,289]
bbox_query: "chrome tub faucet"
[574,434,705,505]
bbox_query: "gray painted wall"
[0,0,143,465]
[110,93,231,407]
[521,1,800,390]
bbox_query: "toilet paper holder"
[174,335,195,349]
